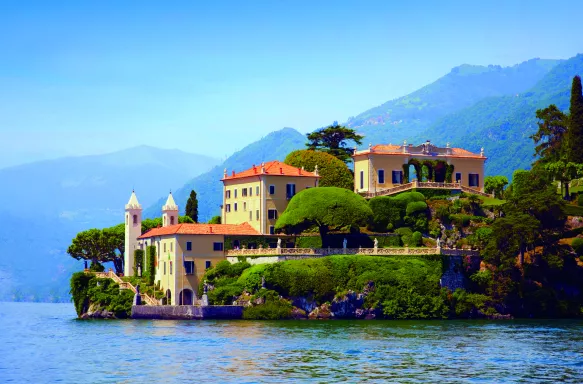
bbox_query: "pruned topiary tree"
[284,149,353,190]
[275,187,372,247]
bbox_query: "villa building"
[124,191,260,305]
[122,139,487,305]
[353,140,487,194]
[221,160,319,234]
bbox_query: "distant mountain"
[415,54,583,178]
[0,145,219,226]
[0,146,219,302]
[145,128,307,221]
[347,58,560,146]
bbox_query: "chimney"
[261,162,265,173]
[209,226,213,233]
[280,167,283,175]
[403,140,408,153]
[369,143,373,153]
[223,168,227,178]
[232,170,235,177]
[480,147,485,157]
[253,164,257,174]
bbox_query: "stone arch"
[179,289,194,305]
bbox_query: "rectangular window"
[225,190,231,199]
[256,210,259,220]
[242,188,248,197]
[186,241,192,251]
[249,187,253,196]
[243,202,247,211]
[164,261,166,275]
[455,173,462,183]
[213,242,224,251]
[205,261,212,269]
[256,186,260,195]
[170,242,173,252]
[378,170,385,184]
[185,261,194,275]
[269,185,275,195]
[286,183,296,199]
[392,171,403,184]
[170,261,173,275]
[234,189,238,198]
[269,226,275,235]
[469,173,480,187]
[249,211,252,221]
[268,209,278,220]
[360,171,364,189]
[234,203,238,212]
[226,204,231,213]
[164,243,166,252]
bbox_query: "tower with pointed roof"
[162,192,179,227]
[124,190,142,276]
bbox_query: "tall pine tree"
[568,75,583,163]
[185,190,198,223]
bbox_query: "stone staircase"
[91,270,159,306]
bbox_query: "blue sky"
[1,0,582,167]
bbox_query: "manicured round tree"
[284,150,353,190]
[275,187,373,247]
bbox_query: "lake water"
[1,302,582,383]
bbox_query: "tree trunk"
[519,244,524,266]
[319,226,329,248]
[565,180,571,200]
[113,258,123,275]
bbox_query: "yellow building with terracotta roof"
[221,160,320,235]
[124,191,260,305]
[353,140,487,194]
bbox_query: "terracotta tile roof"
[221,160,319,181]
[370,144,402,152]
[138,222,260,239]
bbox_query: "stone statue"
[261,276,266,289]
[374,238,378,248]
[343,238,348,249]
[436,237,441,248]
[277,238,282,249]
[135,284,140,294]
[203,280,208,294]
[137,265,142,277]
[133,284,141,306]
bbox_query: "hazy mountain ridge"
[414,54,583,178]
[0,146,220,302]
[347,58,560,146]
[144,128,307,222]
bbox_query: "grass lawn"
[478,195,506,206]
[564,204,583,216]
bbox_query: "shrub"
[395,227,413,246]
[578,195,583,207]
[394,191,426,205]
[146,246,156,285]
[406,201,428,216]
[208,215,221,224]
[243,300,292,319]
[452,289,491,317]
[296,236,322,248]
[571,238,583,256]
[410,231,423,247]
[368,196,403,232]
[89,262,104,272]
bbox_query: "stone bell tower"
[162,192,179,227]
[124,190,142,276]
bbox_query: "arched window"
[133,215,137,224]
[126,215,128,225]
[164,216,166,225]
[170,216,175,225]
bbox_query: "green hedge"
[69,272,134,318]
[146,246,156,285]
[133,249,144,275]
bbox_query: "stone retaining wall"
[131,305,243,320]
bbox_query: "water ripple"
[1,303,583,383]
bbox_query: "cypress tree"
[185,190,198,222]
[568,76,583,163]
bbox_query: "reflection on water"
[1,302,582,383]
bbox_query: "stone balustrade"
[359,180,493,198]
